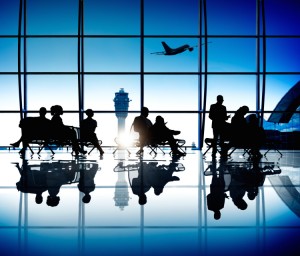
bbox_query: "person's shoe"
[10,142,20,147]
[172,130,181,135]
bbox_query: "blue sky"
[0,0,299,145]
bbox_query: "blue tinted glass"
[0,0,19,34]
[27,0,78,35]
[267,38,300,72]
[85,0,140,35]
[145,38,199,72]
[207,0,256,35]
[27,38,77,72]
[265,0,300,35]
[145,0,199,35]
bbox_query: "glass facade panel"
[207,0,256,35]
[85,0,140,35]
[27,0,78,35]
[206,75,257,111]
[207,38,257,72]
[85,38,140,72]
[144,75,199,111]
[0,114,22,145]
[266,38,300,72]
[27,75,79,111]
[0,39,18,72]
[145,38,199,72]
[27,39,78,72]
[265,0,300,35]
[84,75,140,111]
[144,0,199,35]
[0,0,19,34]
[0,76,20,110]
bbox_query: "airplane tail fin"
[161,41,172,53]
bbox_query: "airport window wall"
[0,0,300,147]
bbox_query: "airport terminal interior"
[0,0,300,255]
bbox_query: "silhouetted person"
[147,161,180,196]
[11,107,51,156]
[50,105,86,155]
[206,159,228,220]
[131,107,153,154]
[80,109,104,156]
[246,114,266,158]
[229,172,248,211]
[77,162,98,203]
[44,161,78,207]
[15,160,47,204]
[150,115,185,156]
[209,95,230,158]
[230,105,249,147]
[131,162,151,205]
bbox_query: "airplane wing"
[150,51,166,55]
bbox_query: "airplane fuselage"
[165,44,192,55]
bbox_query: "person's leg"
[212,128,219,157]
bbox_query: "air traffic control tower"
[113,88,131,134]
[113,88,131,210]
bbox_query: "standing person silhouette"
[209,95,230,158]
[80,109,104,156]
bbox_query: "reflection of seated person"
[150,115,185,156]
[80,109,104,156]
[77,163,98,203]
[131,162,152,205]
[131,107,153,154]
[50,105,86,155]
[44,161,78,207]
[147,161,180,196]
[229,173,248,211]
[15,161,47,204]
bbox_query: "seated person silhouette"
[11,107,51,156]
[80,109,104,156]
[246,114,266,158]
[230,105,249,147]
[150,115,185,156]
[131,107,153,154]
[50,105,86,155]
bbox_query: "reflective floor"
[0,146,300,256]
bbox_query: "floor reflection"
[0,149,299,255]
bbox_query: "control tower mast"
[113,88,131,134]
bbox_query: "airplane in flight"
[150,41,211,55]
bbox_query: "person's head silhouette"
[85,109,94,118]
[217,95,224,104]
[39,107,47,117]
[82,194,91,204]
[141,107,149,117]
[138,193,147,205]
[214,210,221,220]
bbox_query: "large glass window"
[0,0,299,147]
